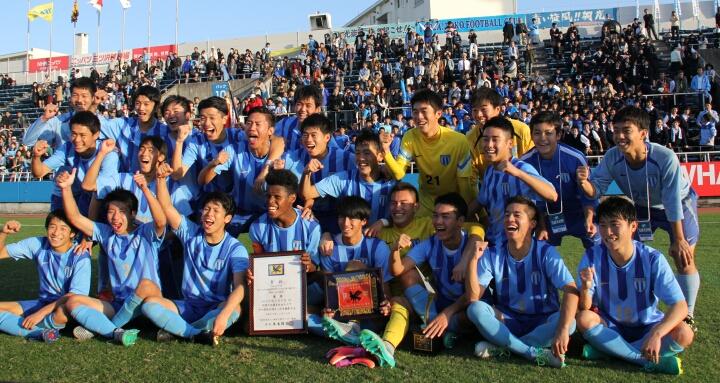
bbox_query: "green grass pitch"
[0,214,718,382]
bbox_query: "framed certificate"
[324,268,384,320]
[249,251,307,335]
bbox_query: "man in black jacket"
[643,9,659,40]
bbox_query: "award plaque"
[411,266,443,354]
[324,268,384,320]
[249,251,307,335]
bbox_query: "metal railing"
[0,171,48,182]
[587,150,720,166]
[641,91,706,106]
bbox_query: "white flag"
[654,0,661,22]
[692,0,700,17]
[119,0,131,9]
[89,0,103,12]
[675,0,682,17]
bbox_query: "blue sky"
[0,1,690,55]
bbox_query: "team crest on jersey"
[531,271,541,285]
[131,237,141,249]
[439,154,451,166]
[633,277,647,292]
[64,266,72,277]
[502,182,510,196]
[292,240,303,251]
[559,173,571,183]
[379,196,386,206]
[214,259,226,270]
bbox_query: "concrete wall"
[160,78,259,103]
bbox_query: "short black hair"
[266,168,298,195]
[390,182,419,202]
[505,195,538,221]
[294,85,322,107]
[337,196,371,221]
[105,188,139,214]
[483,116,514,138]
[434,192,467,219]
[530,111,562,134]
[161,95,191,114]
[471,87,502,108]
[597,196,638,223]
[70,77,97,95]
[198,96,228,116]
[411,88,443,112]
[200,191,235,217]
[354,129,382,152]
[247,106,276,127]
[45,209,78,235]
[613,106,650,131]
[300,113,333,135]
[132,85,161,117]
[70,111,101,134]
[139,135,168,157]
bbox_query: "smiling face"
[598,215,637,254]
[531,122,559,159]
[137,141,165,174]
[71,88,94,112]
[354,141,383,178]
[200,200,232,236]
[200,107,226,142]
[612,120,647,155]
[134,95,156,124]
[472,101,500,125]
[245,112,274,152]
[266,185,296,220]
[163,102,191,132]
[389,189,418,228]
[338,215,366,242]
[503,202,536,242]
[482,126,513,163]
[431,203,463,242]
[295,97,321,123]
[411,101,442,136]
[70,124,99,155]
[46,217,76,250]
[302,126,331,158]
[106,201,134,235]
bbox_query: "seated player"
[58,168,165,346]
[249,169,322,304]
[469,116,557,245]
[578,106,701,326]
[520,111,599,249]
[576,196,694,375]
[465,196,578,368]
[0,212,91,342]
[386,193,475,350]
[300,129,394,227]
[31,111,120,215]
[141,164,248,346]
[282,113,355,233]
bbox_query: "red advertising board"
[681,161,720,197]
[29,56,70,73]
[131,44,177,62]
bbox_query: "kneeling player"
[0,212,91,342]
[465,196,578,368]
[59,169,166,346]
[141,164,248,346]
[576,196,694,375]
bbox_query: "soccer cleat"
[474,341,510,359]
[156,329,177,343]
[72,326,95,341]
[326,346,371,366]
[358,329,396,368]
[644,356,683,375]
[192,330,219,347]
[533,347,566,368]
[581,344,608,360]
[40,329,61,343]
[443,331,458,349]
[113,329,140,347]
[321,316,361,346]
[684,315,698,334]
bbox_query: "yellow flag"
[28,2,54,22]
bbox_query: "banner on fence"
[28,56,69,73]
[71,51,131,68]
[682,161,720,197]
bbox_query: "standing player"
[58,169,165,346]
[382,89,476,217]
[577,106,700,326]
[141,164,248,346]
[0,212,91,342]
[576,196,694,375]
[465,197,577,368]
[520,111,598,248]
[274,85,338,151]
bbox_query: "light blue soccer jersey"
[96,173,193,223]
[321,235,393,283]
[589,143,691,222]
[23,111,115,148]
[407,231,469,304]
[477,238,574,315]
[6,237,91,302]
[173,217,249,306]
[274,116,339,152]
[314,169,394,224]
[478,158,553,242]
[92,222,163,301]
[103,117,170,173]
[577,240,685,326]
[249,208,322,265]
[181,128,246,194]
[224,139,268,215]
